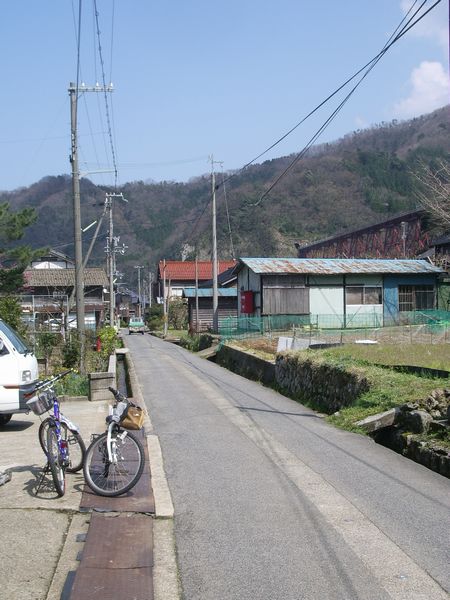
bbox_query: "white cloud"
[400,0,448,51]
[393,61,449,118]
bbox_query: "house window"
[346,286,382,305]
[398,285,434,312]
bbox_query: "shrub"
[54,371,89,397]
[35,331,60,362]
[179,333,214,352]
[168,298,188,330]
[147,304,164,331]
[62,332,81,368]
[97,326,119,359]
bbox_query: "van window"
[0,321,30,354]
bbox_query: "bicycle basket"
[26,390,53,416]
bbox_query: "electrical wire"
[254,0,441,204]
[217,0,439,195]
[75,0,82,101]
[109,0,115,86]
[183,0,441,249]
[221,166,235,259]
[93,0,118,187]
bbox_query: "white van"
[0,320,39,426]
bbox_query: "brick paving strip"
[68,428,155,600]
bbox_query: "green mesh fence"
[219,310,450,343]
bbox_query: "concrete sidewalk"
[0,399,109,600]
[0,340,179,600]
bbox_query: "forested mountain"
[3,105,449,283]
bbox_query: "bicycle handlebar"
[108,386,127,403]
[34,369,73,391]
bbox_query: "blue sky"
[0,0,448,192]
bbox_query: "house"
[235,257,445,327]
[157,260,236,300]
[20,249,108,331]
[181,263,238,331]
[183,287,238,332]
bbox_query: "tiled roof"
[23,267,108,287]
[158,260,236,281]
[237,258,444,275]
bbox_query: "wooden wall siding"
[263,288,310,315]
[188,298,237,331]
[262,274,309,315]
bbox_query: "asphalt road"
[127,333,450,600]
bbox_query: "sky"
[0,0,448,192]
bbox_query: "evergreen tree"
[0,202,40,293]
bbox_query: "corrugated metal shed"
[237,258,444,275]
[183,288,237,298]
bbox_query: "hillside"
[3,105,449,284]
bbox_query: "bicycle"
[83,387,145,497]
[26,369,86,497]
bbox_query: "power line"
[221,166,235,259]
[183,0,441,248]
[254,0,441,204]
[217,0,440,195]
[93,0,118,187]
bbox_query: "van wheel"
[0,414,12,426]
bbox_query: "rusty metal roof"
[237,258,444,275]
[158,260,236,281]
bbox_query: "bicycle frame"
[106,422,128,463]
[48,394,69,466]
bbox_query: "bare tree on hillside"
[414,160,450,230]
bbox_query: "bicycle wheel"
[46,426,66,497]
[83,430,145,497]
[39,418,86,473]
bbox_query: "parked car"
[128,318,145,335]
[0,320,39,426]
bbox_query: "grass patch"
[318,343,450,371]
[304,348,447,431]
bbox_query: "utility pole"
[163,259,168,337]
[68,81,113,371]
[209,155,220,334]
[105,192,127,328]
[148,270,153,309]
[134,265,144,317]
[195,255,199,334]
[69,82,85,371]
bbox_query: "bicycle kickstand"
[35,462,51,496]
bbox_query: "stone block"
[356,408,401,433]
[403,409,433,434]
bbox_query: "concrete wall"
[88,354,116,402]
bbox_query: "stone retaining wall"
[216,344,276,385]
[275,353,370,414]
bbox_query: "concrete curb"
[45,513,90,600]
[147,435,174,519]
